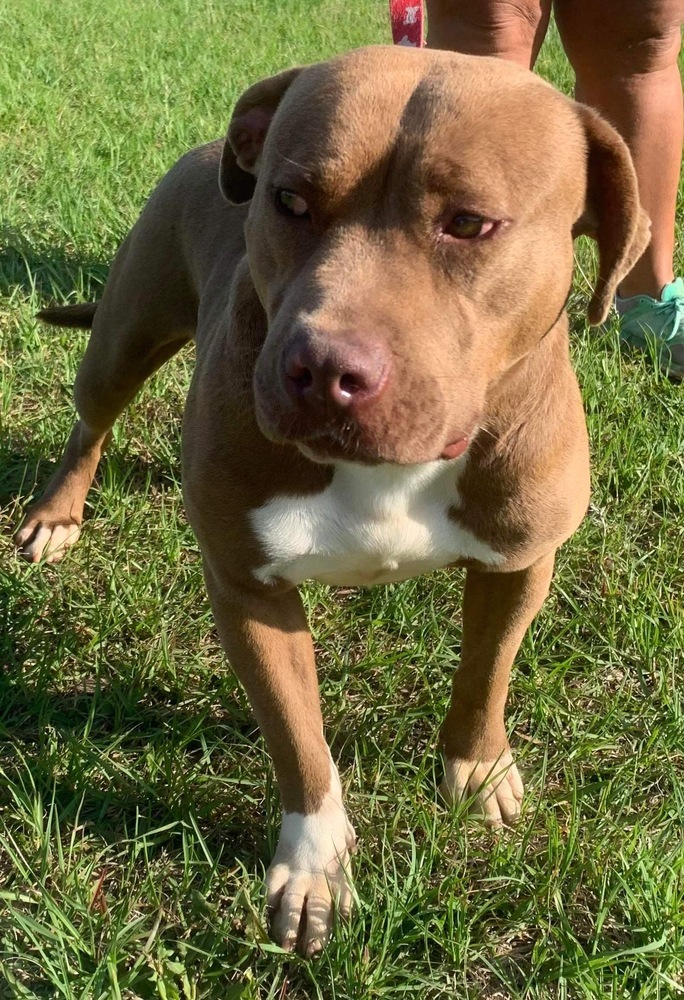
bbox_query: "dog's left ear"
[573,104,651,325]
[220,67,303,205]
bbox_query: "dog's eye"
[443,213,495,240]
[275,189,310,218]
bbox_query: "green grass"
[1,1,683,996]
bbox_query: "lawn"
[1,1,683,997]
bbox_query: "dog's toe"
[265,801,355,955]
[15,520,81,564]
[266,860,352,955]
[441,752,523,828]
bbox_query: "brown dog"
[16,47,648,955]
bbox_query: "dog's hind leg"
[16,226,197,563]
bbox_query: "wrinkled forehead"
[263,47,584,213]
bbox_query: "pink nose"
[282,335,389,411]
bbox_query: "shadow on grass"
[0,227,110,303]
[0,441,182,519]
[0,439,242,864]
[0,642,265,865]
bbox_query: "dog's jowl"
[17,47,649,955]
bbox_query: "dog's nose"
[282,336,389,409]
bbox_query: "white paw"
[266,776,356,955]
[441,751,523,828]
[15,520,81,564]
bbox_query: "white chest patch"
[251,459,503,586]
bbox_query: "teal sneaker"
[618,277,684,379]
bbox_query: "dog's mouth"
[270,419,388,465]
[259,409,475,466]
[295,440,355,465]
[440,435,470,460]
[296,432,473,465]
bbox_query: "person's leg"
[556,0,684,373]
[426,0,552,69]
[556,0,683,302]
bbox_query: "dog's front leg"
[441,551,556,827]
[203,566,355,955]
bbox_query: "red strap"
[389,0,425,48]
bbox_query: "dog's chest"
[251,460,503,586]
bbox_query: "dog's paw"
[266,797,356,956]
[15,519,81,564]
[440,751,523,828]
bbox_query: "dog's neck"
[477,313,573,456]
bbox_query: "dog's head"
[220,46,649,465]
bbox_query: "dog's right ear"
[220,67,303,205]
